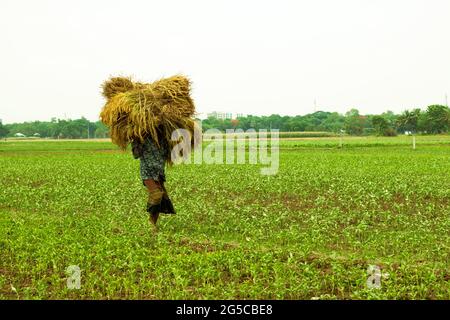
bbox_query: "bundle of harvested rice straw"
[99,75,198,162]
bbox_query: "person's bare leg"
[144,179,160,190]
[144,179,163,227]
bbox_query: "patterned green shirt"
[133,137,169,184]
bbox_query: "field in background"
[3,133,450,143]
[0,136,449,299]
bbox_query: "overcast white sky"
[1,0,449,123]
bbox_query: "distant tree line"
[0,105,449,139]
[202,105,450,136]
[0,117,109,139]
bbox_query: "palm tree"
[397,109,421,149]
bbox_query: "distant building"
[206,111,218,119]
[207,111,242,120]
[207,111,231,120]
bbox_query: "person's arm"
[131,140,144,159]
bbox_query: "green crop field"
[1,136,449,299]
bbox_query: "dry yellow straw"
[100,75,197,163]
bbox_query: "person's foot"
[150,212,160,225]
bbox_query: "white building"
[207,111,243,120]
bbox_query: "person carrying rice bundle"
[131,128,175,225]
[100,75,196,227]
